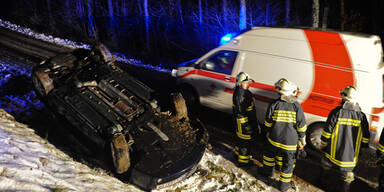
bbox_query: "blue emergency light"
[219,33,236,45]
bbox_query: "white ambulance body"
[173,27,384,148]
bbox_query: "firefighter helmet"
[236,72,250,86]
[275,78,298,96]
[340,86,358,102]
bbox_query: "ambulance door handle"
[224,77,231,81]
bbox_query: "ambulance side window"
[198,50,238,75]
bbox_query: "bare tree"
[312,0,319,28]
[144,0,150,50]
[266,0,270,26]
[108,0,113,18]
[340,0,345,30]
[198,0,203,25]
[223,0,227,31]
[285,0,290,26]
[239,0,246,30]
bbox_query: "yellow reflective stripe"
[331,123,340,157]
[378,143,384,153]
[297,125,307,132]
[276,161,283,166]
[267,137,297,150]
[325,153,357,167]
[238,155,250,160]
[354,124,363,159]
[236,117,250,140]
[237,117,248,123]
[272,116,296,123]
[280,177,291,183]
[272,110,296,123]
[275,156,282,161]
[264,121,272,127]
[322,130,331,138]
[236,132,251,140]
[246,104,254,111]
[337,118,361,126]
[263,155,274,161]
[239,159,249,163]
[263,160,275,167]
[280,172,293,177]
[361,137,369,143]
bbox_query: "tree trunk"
[340,0,345,31]
[312,0,319,28]
[108,0,114,18]
[223,0,227,31]
[266,0,270,26]
[177,0,183,24]
[285,0,290,26]
[86,0,97,40]
[144,0,150,51]
[321,6,329,29]
[239,0,246,30]
[198,0,202,25]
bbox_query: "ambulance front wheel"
[306,122,326,151]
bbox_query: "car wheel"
[306,122,326,151]
[180,87,199,115]
[110,133,131,174]
[32,69,54,98]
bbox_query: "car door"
[196,50,238,111]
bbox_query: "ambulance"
[172,27,384,149]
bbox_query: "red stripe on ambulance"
[301,30,354,117]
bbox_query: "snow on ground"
[0,109,142,192]
[0,108,274,192]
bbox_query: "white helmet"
[275,78,298,96]
[340,86,358,102]
[236,72,250,86]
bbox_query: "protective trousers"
[320,157,354,192]
[234,115,253,164]
[379,166,384,192]
[261,143,296,191]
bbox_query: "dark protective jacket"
[263,96,307,151]
[233,85,254,116]
[321,101,370,171]
[232,85,258,139]
[377,131,384,166]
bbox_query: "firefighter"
[377,130,384,192]
[319,85,370,192]
[260,78,306,192]
[233,72,258,167]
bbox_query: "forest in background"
[0,0,382,67]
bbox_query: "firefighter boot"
[279,180,295,192]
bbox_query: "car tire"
[180,87,199,115]
[110,133,131,174]
[306,122,326,151]
[32,69,54,98]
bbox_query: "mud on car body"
[32,44,208,190]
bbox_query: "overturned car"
[31,44,208,190]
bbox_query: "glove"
[298,136,306,149]
[296,138,307,160]
[296,148,307,160]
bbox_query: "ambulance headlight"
[171,69,178,77]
